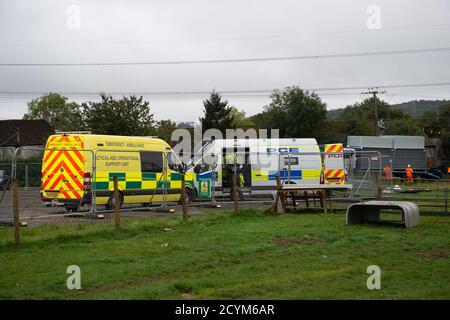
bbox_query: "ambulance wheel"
[65,204,80,212]
[106,192,123,210]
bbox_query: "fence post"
[24,164,28,191]
[445,188,448,214]
[275,174,287,214]
[12,179,20,245]
[113,176,121,231]
[232,171,238,213]
[436,182,439,211]
[210,163,219,207]
[375,173,382,200]
[181,172,188,222]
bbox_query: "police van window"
[284,157,299,166]
[140,151,163,172]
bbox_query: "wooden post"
[304,191,309,208]
[113,176,121,231]
[445,188,448,214]
[181,173,188,222]
[377,184,383,200]
[312,191,317,208]
[12,179,20,245]
[272,189,280,215]
[326,189,332,212]
[275,175,287,213]
[375,173,381,199]
[320,190,327,214]
[232,172,238,213]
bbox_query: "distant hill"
[390,100,450,117]
[327,99,450,119]
[327,108,344,118]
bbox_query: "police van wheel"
[106,192,123,210]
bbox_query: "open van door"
[323,143,345,185]
[222,147,252,193]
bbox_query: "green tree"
[155,119,178,144]
[229,107,256,129]
[23,93,81,130]
[419,105,450,166]
[335,97,418,136]
[258,86,327,141]
[384,118,421,135]
[337,104,372,136]
[199,90,234,134]
[437,104,450,130]
[81,94,156,136]
[229,107,245,126]
[420,110,441,137]
[436,105,450,162]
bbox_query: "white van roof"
[206,138,318,148]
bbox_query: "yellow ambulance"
[41,134,196,211]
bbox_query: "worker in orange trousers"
[383,164,392,181]
[405,164,414,184]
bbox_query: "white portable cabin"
[191,138,322,194]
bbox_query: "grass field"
[0,210,449,299]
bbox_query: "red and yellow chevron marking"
[325,143,343,153]
[324,169,344,184]
[41,135,85,199]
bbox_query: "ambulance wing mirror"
[178,163,188,173]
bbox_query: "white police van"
[190,138,323,196]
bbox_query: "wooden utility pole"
[12,179,20,245]
[113,176,121,231]
[362,88,386,136]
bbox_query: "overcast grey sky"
[0,0,449,122]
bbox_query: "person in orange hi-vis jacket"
[405,164,414,184]
[383,164,392,181]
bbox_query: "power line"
[1,23,450,47]
[1,46,450,67]
[0,92,362,100]
[1,81,450,97]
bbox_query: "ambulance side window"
[194,162,210,174]
[140,151,163,172]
